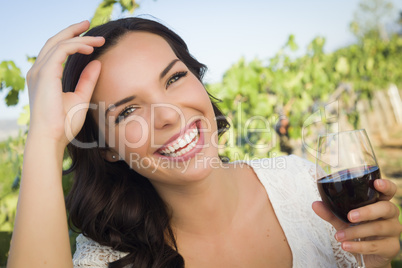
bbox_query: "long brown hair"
[62,17,230,267]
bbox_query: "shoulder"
[246,154,316,181]
[73,234,129,267]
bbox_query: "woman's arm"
[7,135,71,267]
[7,21,104,267]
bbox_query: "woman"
[7,17,401,268]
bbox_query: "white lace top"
[73,155,357,267]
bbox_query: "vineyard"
[0,0,402,266]
[207,32,402,160]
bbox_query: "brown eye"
[116,105,137,124]
[166,71,188,88]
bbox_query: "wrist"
[27,125,69,148]
[25,130,67,158]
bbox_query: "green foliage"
[90,0,138,29]
[0,61,25,106]
[0,132,26,232]
[350,0,395,39]
[0,231,12,266]
[119,0,139,13]
[17,105,30,126]
[90,0,115,29]
[208,32,402,160]
[27,56,37,65]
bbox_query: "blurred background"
[0,0,402,266]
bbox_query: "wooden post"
[388,84,402,124]
[375,90,396,127]
[372,97,389,142]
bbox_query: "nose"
[152,103,183,129]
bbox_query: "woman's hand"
[313,179,402,268]
[8,22,105,268]
[27,20,105,147]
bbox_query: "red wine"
[317,166,380,223]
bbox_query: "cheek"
[186,79,215,114]
[115,116,150,158]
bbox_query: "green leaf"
[90,0,116,29]
[119,0,138,13]
[17,105,30,126]
[0,61,25,106]
[335,57,350,75]
[27,56,37,64]
[366,57,374,71]
[11,175,20,191]
[1,61,24,90]
[286,34,299,51]
[5,89,19,106]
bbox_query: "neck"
[154,163,240,237]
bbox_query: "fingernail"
[349,211,360,221]
[342,242,351,251]
[335,231,345,241]
[376,179,385,188]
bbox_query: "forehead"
[92,31,177,103]
[100,31,175,63]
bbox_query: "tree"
[350,0,396,40]
[0,62,25,106]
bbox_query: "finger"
[335,219,401,242]
[312,201,348,231]
[341,237,400,258]
[34,36,105,71]
[347,201,400,223]
[37,20,91,61]
[74,60,102,103]
[27,36,104,87]
[39,39,104,79]
[375,179,397,201]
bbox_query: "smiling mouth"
[156,121,200,157]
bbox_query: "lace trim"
[73,155,357,267]
[247,155,357,267]
[73,234,128,267]
[291,155,357,267]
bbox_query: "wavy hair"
[62,17,230,267]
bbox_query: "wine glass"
[316,129,381,268]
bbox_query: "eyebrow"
[160,59,180,80]
[105,95,135,117]
[104,59,181,118]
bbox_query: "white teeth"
[178,139,187,148]
[161,132,199,157]
[158,124,200,157]
[185,134,192,143]
[189,131,196,140]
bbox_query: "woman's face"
[91,32,220,187]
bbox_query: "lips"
[155,120,203,160]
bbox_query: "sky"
[0,0,401,120]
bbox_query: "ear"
[100,148,120,162]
